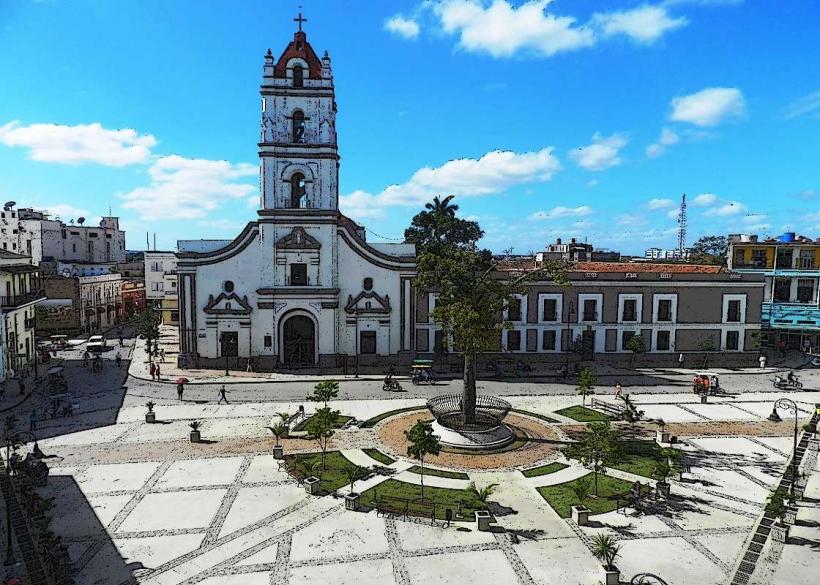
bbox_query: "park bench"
[590,398,623,419]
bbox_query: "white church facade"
[177,27,417,370]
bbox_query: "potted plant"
[266,422,288,459]
[570,475,592,526]
[655,418,670,444]
[767,487,789,543]
[304,460,321,495]
[654,447,682,498]
[466,481,498,531]
[344,464,364,511]
[145,401,156,424]
[277,412,291,438]
[591,533,621,585]
[189,420,202,443]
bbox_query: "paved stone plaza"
[5,336,819,585]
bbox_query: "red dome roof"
[274,31,323,80]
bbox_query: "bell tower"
[259,15,338,212]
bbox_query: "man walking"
[149,362,156,381]
[155,364,161,380]
[217,385,229,404]
[177,383,184,401]
[678,353,685,369]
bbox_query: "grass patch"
[292,413,352,432]
[563,439,673,481]
[511,408,559,424]
[284,451,356,494]
[521,462,569,478]
[537,474,634,518]
[360,406,425,429]
[362,448,395,466]
[555,405,610,422]
[360,479,483,520]
[407,466,469,480]
[610,440,669,480]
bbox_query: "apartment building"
[0,250,43,381]
[728,232,820,351]
[144,251,178,325]
[0,207,126,265]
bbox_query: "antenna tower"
[677,193,687,255]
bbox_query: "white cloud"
[670,87,746,127]
[692,192,717,206]
[340,147,561,221]
[0,121,156,166]
[592,4,687,44]
[385,15,421,39]
[197,219,245,231]
[648,197,675,209]
[528,205,592,220]
[645,127,680,158]
[703,201,746,216]
[666,208,680,219]
[570,132,628,171]
[120,155,256,220]
[434,0,595,58]
[586,179,599,188]
[783,90,820,120]
[740,213,770,231]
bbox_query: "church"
[177,23,417,370]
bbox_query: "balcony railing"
[0,291,45,307]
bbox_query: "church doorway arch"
[280,312,316,366]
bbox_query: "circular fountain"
[426,394,516,451]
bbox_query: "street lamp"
[768,397,799,499]
[354,309,360,379]
[564,300,575,371]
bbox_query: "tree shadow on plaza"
[38,474,138,583]
[684,449,785,479]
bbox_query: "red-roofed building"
[414,257,764,368]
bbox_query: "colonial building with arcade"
[176,25,417,370]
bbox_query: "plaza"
[3,332,817,585]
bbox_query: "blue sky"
[0,0,818,254]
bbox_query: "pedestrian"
[803,338,811,355]
[177,383,184,401]
[160,348,165,363]
[18,379,26,396]
[217,385,228,404]
[614,381,623,398]
[149,362,156,380]
[155,364,161,380]
[115,352,122,368]
[29,408,37,432]
[119,336,124,347]
[678,353,685,368]
[759,354,767,369]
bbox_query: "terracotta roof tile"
[274,31,323,80]
[573,262,724,274]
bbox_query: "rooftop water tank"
[778,232,796,243]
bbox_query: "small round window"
[224,281,235,293]
[363,278,373,291]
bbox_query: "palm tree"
[467,481,498,508]
[425,195,458,217]
[591,533,621,571]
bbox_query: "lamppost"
[767,397,799,499]
[354,308,360,379]
[564,300,575,371]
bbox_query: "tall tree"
[576,421,623,496]
[576,367,596,406]
[624,334,647,368]
[307,380,339,408]
[306,407,338,475]
[405,420,441,500]
[404,195,484,255]
[412,197,567,424]
[690,235,728,266]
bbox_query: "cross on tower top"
[293,11,307,32]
